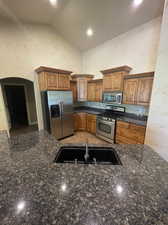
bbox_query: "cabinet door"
[95,82,103,102]
[78,79,88,101]
[111,72,123,91]
[74,113,86,131]
[116,121,146,144]
[103,74,112,91]
[137,77,153,106]
[123,78,138,104]
[58,74,70,90]
[47,73,59,90]
[88,82,96,102]
[70,82,77,103]
[86,114,96,134]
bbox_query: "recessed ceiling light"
[49,0,58,7]
[133,0,143,7]
[86,28,94,37]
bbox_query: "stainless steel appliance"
[103,92,122,104]
[96,106,125,143]
[41,91,74,140]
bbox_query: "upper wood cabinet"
[36,66,72,91]
[137,76,154,105]
[101,66,132,92]
[123,72,154,106]
[88,82,96,102]
[88,79,103,102]
[70,81,77,103]
[123,78,139,105]
[71,74,94,102]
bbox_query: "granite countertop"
[74,107,104,115]
[0,131,168,225]
[74,107,147,126]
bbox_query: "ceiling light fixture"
[86,28,94,37]
[133,0,143,7]
[49,0,58,7]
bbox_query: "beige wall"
[146,0,168,161]
[82,17,161,78]
[0,19,82,131]
[0,85,8,131]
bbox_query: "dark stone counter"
[74,107,147,126]
[0,131,167,225]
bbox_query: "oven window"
[98,122,111,134]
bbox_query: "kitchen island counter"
[0,131,168,225]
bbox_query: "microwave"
[103,92,122,104]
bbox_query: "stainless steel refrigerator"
[41,91,74,139]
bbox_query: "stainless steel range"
[96,106,125,143]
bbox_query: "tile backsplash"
[74,101,149,116]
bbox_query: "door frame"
[2,83,32,126]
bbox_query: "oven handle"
[97,118,115,125]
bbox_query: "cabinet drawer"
[116,121,146,144]
[130,123,146,133]
[117,120,130,129]
[116,136,141,144]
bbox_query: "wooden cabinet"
[58,74,70,90]
[103,74,113,92]
[95,80,103,102]
[73,113,96,134]
[116,120,146,144]
[74,113,86,131]
[86,114,97,134]
[101,66,132,92]
[87,79,103,102]
[71,74,94,102]
[88,82,96,102]
[137,77,154,106]
[36,66,72,91]
[123,78,138,104]
[70,81,77,103]
[123,72,154,106]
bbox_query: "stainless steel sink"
[54,146,122,165]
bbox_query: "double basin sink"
[55,146,122,165]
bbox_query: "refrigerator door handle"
[61,101,64,115]
[59,102,62,118]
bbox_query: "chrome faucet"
[84,139,89,162]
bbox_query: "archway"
[0,77,39,136]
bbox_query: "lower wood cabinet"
[74,113,96,134]
[74,113,87,131]
[86,114,97,134]
[115,120,146,144]
[74,113,146,144]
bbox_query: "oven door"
[96,118,115,140]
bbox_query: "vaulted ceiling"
[0,0,165,51]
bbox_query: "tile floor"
[60,131,108,145]
[10,125,38,136]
